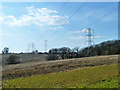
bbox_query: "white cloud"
[37,8,58,15]
[0,16,4,22]
[73,29,87,34]
[3,6,69,26]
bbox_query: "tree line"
[47,40,120,60]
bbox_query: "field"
[2,55,119,88]
[3,64,118,88]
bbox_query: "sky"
[0,2,118,53]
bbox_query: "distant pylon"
[31,42,35,52]
[27,44,30,52]
[45,40,47,53]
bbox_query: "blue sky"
[0,2,118,53]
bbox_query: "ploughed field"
[2,55,119,88]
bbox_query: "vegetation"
[46,54,59,61]
[2,40,120,62]
[2,47,9,54]
[6,55,20,64]
[79,40,120,57]
[2,64,118,88]
[47,40,120,60]
[2,55,118,80]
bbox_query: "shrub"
[6,55,20,64]
[46,54,58,61]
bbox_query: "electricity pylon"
[85,28,94,56]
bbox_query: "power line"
[58,2,69,16]
[47,2,109,42]
[47,2,85,41]
[89,7,117,27]
[94,24,117,29]
[63,3,117,36]
[65,2,108,31]
[38,3,72,51]
[40,2,71,39]
[68,3,85,20]
[76,4,117,28]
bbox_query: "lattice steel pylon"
[31,42,35,52]
[86,28,94,47]
[45,40,47,53]
[85,28,94,56]
[27,44,30,53]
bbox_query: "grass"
[3,55,118,80]
[3,64,118,88]
[86,78,118,88]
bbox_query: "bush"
[6,55,20,64]
[46,54,59,61]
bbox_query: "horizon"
[1,39,119,54]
